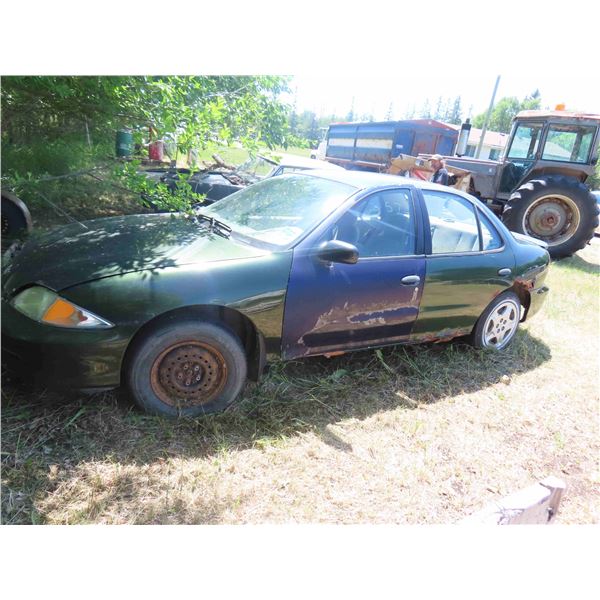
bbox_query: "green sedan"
[2,170,550,417]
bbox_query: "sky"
[287,74,599,121]
[2,1,597,124]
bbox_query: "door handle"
[498,268,512,277]
[401,275,421,285]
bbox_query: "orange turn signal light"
[42,298,86,326]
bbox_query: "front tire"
[126,319,247,417]
[502,176,599,259]
[471,291,521,351]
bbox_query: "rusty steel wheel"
[503,176,598,259]
[127,319,247,417]
[521,194,580,247]
[150,341,228,408]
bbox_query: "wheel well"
[121,305,266,384]
[510,282,531,320]
[525,169,587,184]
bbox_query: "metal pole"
[475,75,500,159]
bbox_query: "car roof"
[274,154,344,170]
[298,168,456,195]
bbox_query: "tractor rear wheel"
[502,175,599,259]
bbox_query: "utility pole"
[475,75,500,159]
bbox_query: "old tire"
[1,192,33,253]
[502,176,599,259]
[471,291,521,351]
[126,319,247,417]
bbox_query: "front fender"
[61,251,293,355]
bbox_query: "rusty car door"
[281,187,426,359]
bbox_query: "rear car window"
[422,190,480,254]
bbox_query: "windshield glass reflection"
[199,174,357,248]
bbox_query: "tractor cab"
[497,111,600,197]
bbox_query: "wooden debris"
[461,476,566,524]
[211,154,236,170]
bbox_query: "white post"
[475,75,501,159]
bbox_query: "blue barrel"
[116,130,133,157]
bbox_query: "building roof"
[467,127,508,148]
[446,123,508,148]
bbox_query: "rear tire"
[471,291,521,351]
[502,176,599,259]
[126,319,247,417]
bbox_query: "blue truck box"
[325,119,458,170]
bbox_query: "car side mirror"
[591,157,598,166]
[316,240,359,264]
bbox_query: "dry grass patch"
[2,240,599,524]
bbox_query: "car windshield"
[198,174,357,248]
[234,155,277,179]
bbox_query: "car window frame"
[295,183,426,260]
[352,187,424,261]
[477,206,505,252]
[416,187,506,257]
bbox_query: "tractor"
[433,110,599,259]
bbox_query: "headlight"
[11,286,113,328]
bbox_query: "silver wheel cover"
[482,299,520,349]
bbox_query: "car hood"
[2,213,269,296]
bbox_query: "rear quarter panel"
[410,249,516,342]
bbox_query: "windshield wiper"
[195,214,232,239]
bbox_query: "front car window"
[329,189,416,257]
[541,125,596,163]
[422,190,480,254]
[200,174,357,249]
[506,123,543,160]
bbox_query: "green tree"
[419,99,432,119]
[404,104,416,119]
[448,96,463,125]
[1,76,291,160]
[433,97,444,120]
[289,88,299,136]
[472,92,542,133]
[385,102,394,121]
[308,113,320,143]
[346,97,356,122]
[1,76,292,212]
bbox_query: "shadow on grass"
[1,329,551,523]
[552,252,599,275]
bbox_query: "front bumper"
[1,299,129,390]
